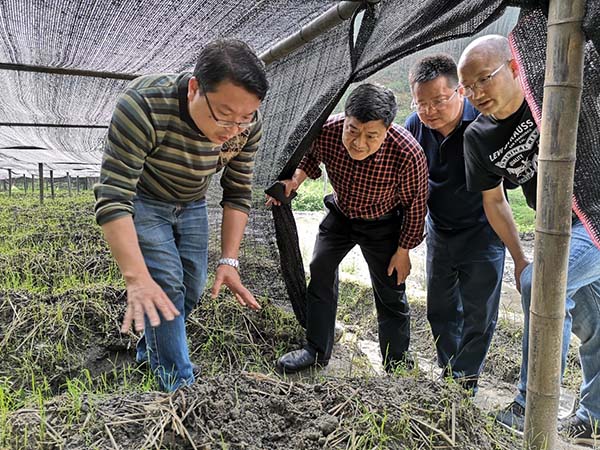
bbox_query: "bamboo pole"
[31,174,34,192]
[7,169,11,197]
[523,1,585,449]
[38,163,44,205]
[67,172,71,196]
[23,174,27,193]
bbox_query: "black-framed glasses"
[411,88,459,113]
[458,61,510,98]
[198,80,257,129]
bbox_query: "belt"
[353,211,395,222]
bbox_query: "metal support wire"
[259,0,380,66]
[0,122,108,128]
[0,62,138,80]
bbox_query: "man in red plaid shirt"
[269,83,428,374]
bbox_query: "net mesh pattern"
[510,5,600,248]
[0,0,338,177]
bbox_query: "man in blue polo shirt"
[405,54,505,392]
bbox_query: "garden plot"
[0,192,587,449]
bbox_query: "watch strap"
[217,257,239,269]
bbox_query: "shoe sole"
[275,361,329,375]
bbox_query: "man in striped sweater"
[94,39,269,391]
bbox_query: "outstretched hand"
[211,264,261,310]
[121,277,180,333]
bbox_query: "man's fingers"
[230,283,261,310]
[156,294,179,321]
[234,292,246,307]
[121,305,134,333]
[265,195,281,207]
[211,278,224,298]
[133,301,147,332]
[144,302,162,328]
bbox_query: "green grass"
[507,188,536,233]
[294,177,332,211]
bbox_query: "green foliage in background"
[507,188,536,234]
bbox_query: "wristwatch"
[217,258,239,270]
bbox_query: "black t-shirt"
[464,100,539,210]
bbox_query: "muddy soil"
[8,372,516,450]
[1,205,591,450]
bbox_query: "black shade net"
[510,4,600,248]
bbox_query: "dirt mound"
[7,372,518,450]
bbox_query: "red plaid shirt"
[298,114,428,249]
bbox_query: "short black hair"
[409,54,458,89]
[194,39,269,100]
[344,83,398,127]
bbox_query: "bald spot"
[458,35,512,71]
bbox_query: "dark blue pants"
[426,220,505,382]
[305,195,409,371]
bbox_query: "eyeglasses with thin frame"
[411,88,459,113]
[458,61,510,98]
[198,80,257,129]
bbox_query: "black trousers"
[426,220,505,381]
[305,195,410,370]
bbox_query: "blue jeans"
[516,219,600,424]
[133,194,209,392]
[426,220,505,382]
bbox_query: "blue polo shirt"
[405,99,487,230]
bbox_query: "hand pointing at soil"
[211,264,261,310]
[122,276,180,333]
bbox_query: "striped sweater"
[94,73,262,225]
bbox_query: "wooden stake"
[524,1,585,449]
[50,170,55,199]
[7,169,11,197]
[38,163,44,205]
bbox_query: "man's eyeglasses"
[411,88,459,113]
[458,61,510,98]
[198,80,257,129]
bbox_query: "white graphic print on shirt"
[488,118,539,184]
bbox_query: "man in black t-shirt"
[458,35,600,445]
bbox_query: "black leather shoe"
[276,349,328,374]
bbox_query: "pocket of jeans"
[133,200,176,247]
